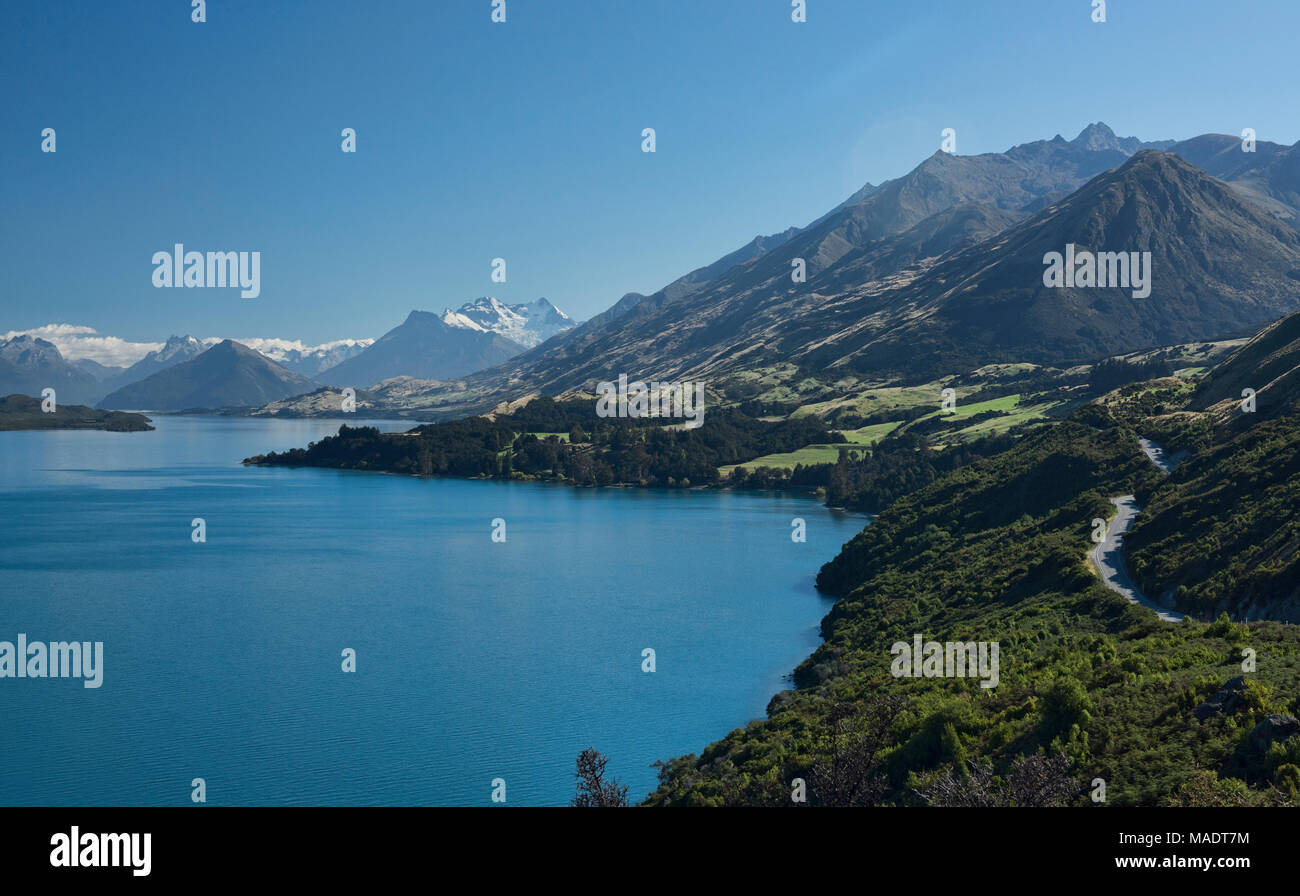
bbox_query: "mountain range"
[0,336,104,405]
[115,335,208,386]
[97,340,320,411]
[238,339,372,378]
[814,150,1300,377]
[0,297,578,407]
[8,123,1300,416]
[316,297,576,388]
[343,123,1300,417]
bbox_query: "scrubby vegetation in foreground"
[645,412,1300,806]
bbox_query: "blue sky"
[3,0,1299,363]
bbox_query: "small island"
[0,394,154,432]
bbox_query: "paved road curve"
[1138,437,1183,474]
[1090,495,1186,623]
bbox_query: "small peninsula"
[0,394,154,432]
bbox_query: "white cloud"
[2,324,161,367]
[219,336,374,361]
[4,324,373,367]
[2,323,98,339]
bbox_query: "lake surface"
[0,416,864,806]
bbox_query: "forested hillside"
[1125,311,1300,621]
[646,412,1300,806]
[245,397,841,488]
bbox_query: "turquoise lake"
[0,416,865,806]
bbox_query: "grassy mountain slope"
[317,125,1201,418]
[830,152,1300,378]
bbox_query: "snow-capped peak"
[157,335,204,361]
[440,309,489,332]
[437,297,577,348]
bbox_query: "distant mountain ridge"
[15,122,1300,418]
[72,358,127,381]
[356,122,1300,415]
[318,297,578,388]
[0,298,575,408]
[243,339,373,377]
[820,150,1300,377]
[116,335,208,387]
[98,340,319,411]
[0,335,103,405]
[319,310,531,388]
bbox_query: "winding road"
[1087,437,1191,622]
[1138,437,1183,474]
[1090,494,1186,622]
